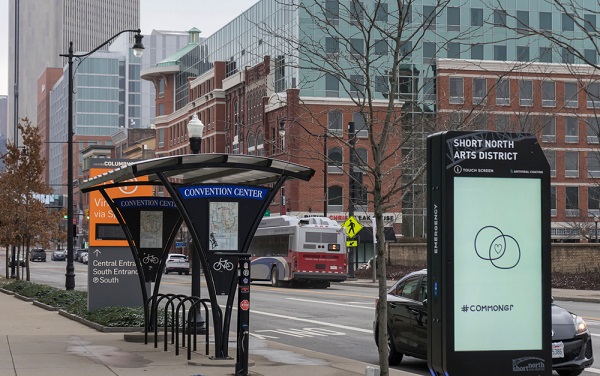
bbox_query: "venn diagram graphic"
[474,226,521,269]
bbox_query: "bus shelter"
[79,154,314,368]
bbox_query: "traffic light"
[85,209,90,220]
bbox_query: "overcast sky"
[0,0,257,96]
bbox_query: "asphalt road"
[2,254,599,376]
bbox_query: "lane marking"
[587,367,600,374]
[287,297,374,310]
[225,305,372,333]
[590,333,599,337]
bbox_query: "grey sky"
[0,0,257,95]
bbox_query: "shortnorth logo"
[474,225,521,269]
[512,357,545,372]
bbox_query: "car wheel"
[557,370,583,376]
[271,267,280,287]
[185,271,189,275]
[178,272,182,275]
[165,269,169,274]
[387,328,404,366]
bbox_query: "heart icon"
[494,243,503,254]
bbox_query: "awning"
[355,227,396,243]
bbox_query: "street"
[3,254,599,376]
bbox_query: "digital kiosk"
[427,131,552,376]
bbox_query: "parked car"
[373,269,594,376]
[51,250,66,261]
[8,255,25,267]
[74,249,88,263]
[81,252,88,264]
[29,248,47,262]
[164,253,190,275]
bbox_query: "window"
[424,77,435,101]
[449,77,464,104]
[565,82,578,107]
[471,43,483,60]
[328,110,342,134]
[539,12,552,30]
[584,49,598,65]
[587,82,600,108]
[353,147,368,172]
[350,75,364,97]
[517,46,530,61]
[494,45,507,61]
[542,116,556,142]
[447,7,460,31]
[424,6,436,29]
[325,73,339,97]
[447,43,460,59]
[565,186,579,217]
[350,38,364,57]
[496,79,510,105]
[158,79,164,97]
[376,2,388,22]
[497,114,510,132]
[584,14,596,32]
[402,3,412,23]
[494,9,507,27]
[400,40,412,58]
[472,78,486,105]
[588,153,600,178]
[392,276,421,300]
[374,39,387,55]
[328,147,343,173]
[539,47,552,63]
[325,0,339,25]
[562,48,575,64]
[544,150,556,177]
[588,186,600,216]
[158,103,164,116]
[325,37,339,55]
[542,81,556,107]
[350,1,364,25]
[565,151,579,177]
[328,186,343,213]
[353,112,367,137]
[375,75,388,94]
[517,10,529,32]
[563,117,578,143]
[519,80,533,106]
[471,8,483,26]
[562,13,574,31]
[588,117,600,143]
[551,186,557,216]
[423,42,436,64]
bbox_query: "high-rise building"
[143,0,600,247]
[7,0,140,144]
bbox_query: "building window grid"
[542,81,556,107]
[565,151,579,178]
[565,117,578,143]
[449,77,464,104]
[588,152,600,178]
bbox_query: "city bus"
[249,215,348,288]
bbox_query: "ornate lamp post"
[187,114,204,154]
[60,29,144,290]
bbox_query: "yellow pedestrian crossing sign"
[342,216,363,238]
[346,239,359,248]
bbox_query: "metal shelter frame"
[79,154,314,360]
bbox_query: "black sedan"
[51,250,66,261]
[29,248,46,262]
[374,269,594,376]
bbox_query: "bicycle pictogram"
[142,254,160,264]
[213,258,234,272]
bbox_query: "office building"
[7,0,140,144]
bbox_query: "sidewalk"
[0,288,412,376]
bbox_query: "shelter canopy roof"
[79,154,315,192]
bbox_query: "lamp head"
[187,114,204,154]
[132,32,145,58]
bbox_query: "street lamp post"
[60,29,144,290]
[186,113,206,331]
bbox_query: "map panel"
[209,202,238,250]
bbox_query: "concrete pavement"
[0,283,413,376]
[0,279,598,376]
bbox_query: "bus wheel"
[270,267,280,287]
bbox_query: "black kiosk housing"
[427,131,552,376]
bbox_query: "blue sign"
[178,185,268,201]
[176,241,186,247]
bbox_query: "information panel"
[427,131,551,376]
